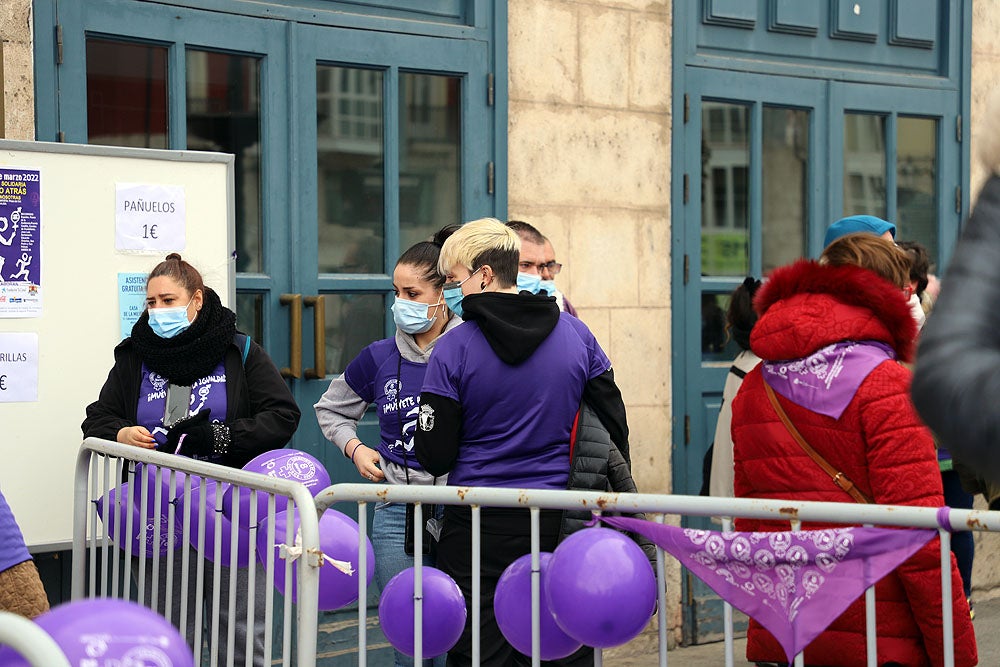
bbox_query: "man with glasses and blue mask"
[506,220,578,317]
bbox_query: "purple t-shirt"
[0,490,30,572]
[344,338,429,470]
[421,313,611,489]
[136,362,228,458]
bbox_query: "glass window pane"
[186,50,263,274]
[897,116,938,264]
[702,292,741,361]
[762,106,809,273]
[86,39,168,148]
[236,293,264,345]
[400,73,461,250]
[844,113,886,219]
[324,293,385,375]
[701,102,749,277]
[316,66,385,274]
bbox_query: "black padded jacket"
[558,402,657,566]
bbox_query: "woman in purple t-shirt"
[414,217,630,666]
[315,226,460,667]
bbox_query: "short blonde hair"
[438,217,521,287]
[819,233,912,289]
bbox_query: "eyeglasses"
[519,261,563,275]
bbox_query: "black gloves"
[160,409,232,458]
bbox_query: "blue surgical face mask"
[392,296,441,335]
[442,272,475,319]
[516,272,542,295]
[148,302,193,339]
[538,279,557,296]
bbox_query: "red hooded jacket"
[732,260,977,667]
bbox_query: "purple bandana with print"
[762,341,896,419]
[596,515,935,666]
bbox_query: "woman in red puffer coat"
[731,234,977,667]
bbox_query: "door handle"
[279,293,302,379]
[303,295,327,380]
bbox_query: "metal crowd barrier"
[73,437,322,667]
[65,437,1000,667]
[0,610,71,667]
[315,483,1000,667]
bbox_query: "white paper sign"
[0,332,38,402]
[115,182,186,252]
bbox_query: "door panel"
[289,24,491,491]
[681,71,825,642]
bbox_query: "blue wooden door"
[289,23,493,496]
[34,3,501,659]
[676,70,827,643]
[34,0,501,479]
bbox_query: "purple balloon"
[545,527,656,648]
[95,483,182,557]
[134,462,190,515]
[256,508,374,611]
[378,567,466,658]
[0,598,193,667]
[495,553,583,659]
[223,449,331,529]
[176,479,253,567]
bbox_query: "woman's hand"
[349,443,384,482]
[117,425,156,449]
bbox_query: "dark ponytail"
[396,224,461,289]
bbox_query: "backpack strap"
[234,332,251,365]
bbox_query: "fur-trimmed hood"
[751,259,917,363]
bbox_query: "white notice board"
[0,140,234,549]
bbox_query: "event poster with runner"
[0,167,41,317]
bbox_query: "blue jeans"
[372,501,445,667]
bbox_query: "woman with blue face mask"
[81,252,300,666]
[314,225,460,667]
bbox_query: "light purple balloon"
[223,449,332,530]
[95,482,182,558]
[378,566,466,658]
[0,598,193,667]
[256,508,374,611]
[495,553,583,659]
[545,527,656,648]
[176,479,253,568]
[134,462,189,515]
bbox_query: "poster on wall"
[0,167,42,318]
[0,332,39,402]
[115,182,186,252]
[118,272,147,340]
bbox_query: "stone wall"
[506,0,679,650]
[0,0,33,140]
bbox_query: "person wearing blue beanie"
[823,214,896,248]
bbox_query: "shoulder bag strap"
[763,380,873,504]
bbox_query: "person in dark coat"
[912,90,1000,501]
[82,253,300,667]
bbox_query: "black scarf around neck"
[130,287,237,385]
